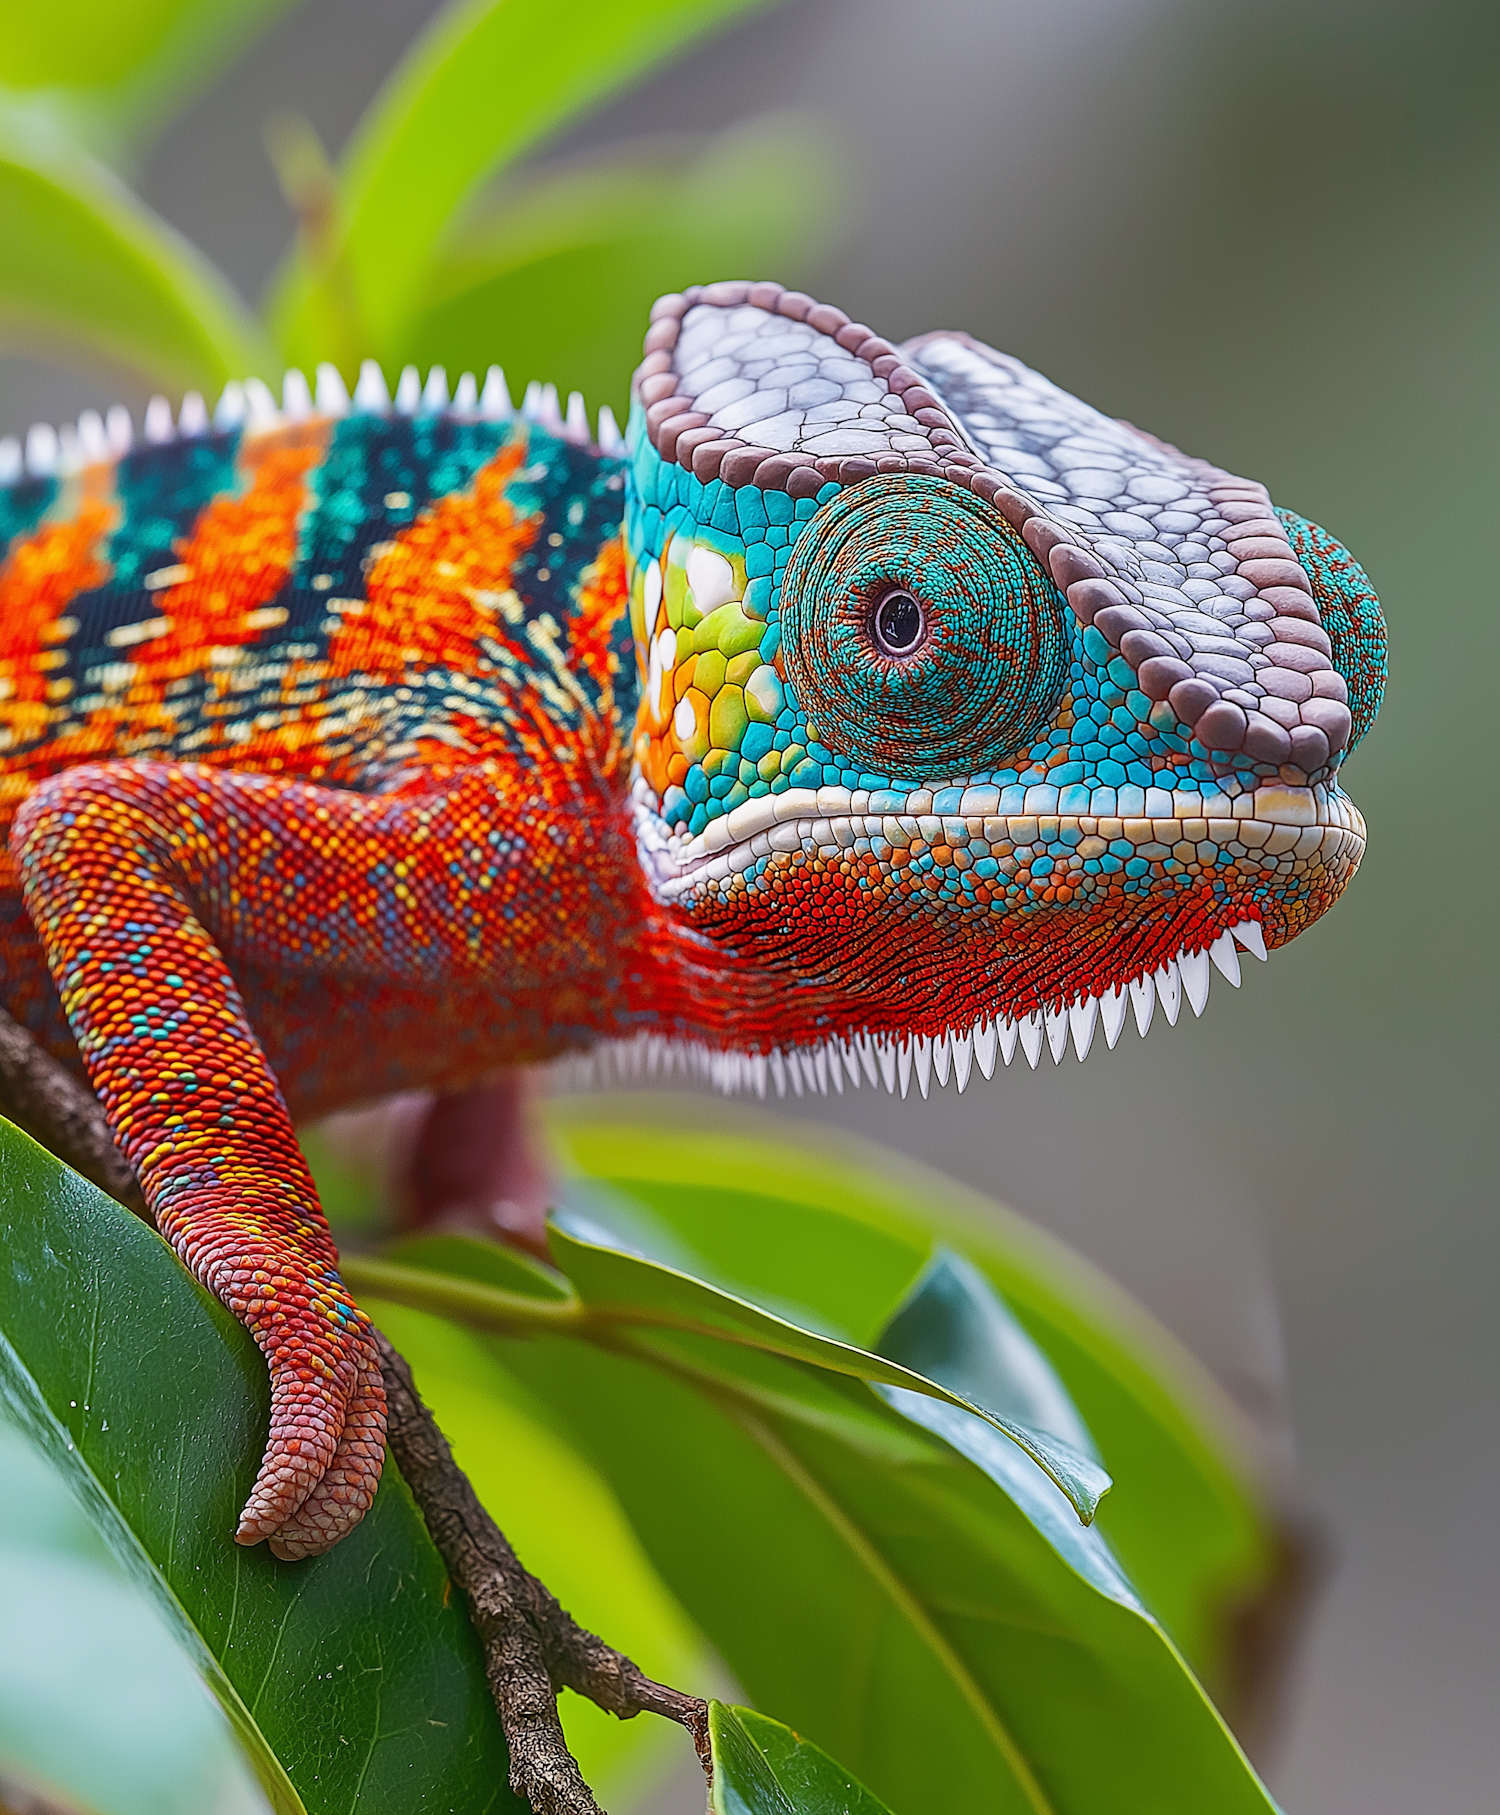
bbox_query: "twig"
[376,1329,711,1811]
[0,1005,709,1812]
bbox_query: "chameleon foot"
[152,1212,388,1555]
[228,1298,386,1555]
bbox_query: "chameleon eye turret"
[777,473,1069,779]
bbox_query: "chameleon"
[0,279,1385,1560]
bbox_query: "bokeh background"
[2,2,1495,1810]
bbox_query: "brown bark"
[377,1330,709,1811]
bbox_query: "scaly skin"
[0,288,1385,1555]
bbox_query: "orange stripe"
[569,532,627,695]
[128,432,326,697]
[327,439,537,681]
[0,499,114,743]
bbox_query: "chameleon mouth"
[592,773,1358,1096]
[646,778,1366,902]
[608,776,1365,1099]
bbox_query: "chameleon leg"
[11,764,385,1556]
[402,1074,552,1258]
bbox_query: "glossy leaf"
[350,1133,1278,1813]
[0,1,299,160]
[879,1248,1102,1460]
[484,1321,1276,1815]
[349,1212,1113,1523]
[0,124,271,389]
[542,1101,1275,1698]
[551,1205,1111,1521]
[710,1704,893,1815]
[270,0,785,357]
[0,1118,522,1815]
[390,116,840,416]
[872,1250,1142,1609]
[0,1417,273,1815]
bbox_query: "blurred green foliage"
[0,0,837,415]
[0,1,298,159]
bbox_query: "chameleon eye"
[871,587,926,658]
[779,474,1068,780]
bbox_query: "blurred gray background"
[4,1,1495,1809]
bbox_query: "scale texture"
[0,285,1385,1554]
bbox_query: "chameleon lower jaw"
[610,782,1365,1088]
[561,910,1269,1101]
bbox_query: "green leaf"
[551,1203,1111,1521]
[485,1322,1277,1815]
[270,0,787,359]
[869,1253,1140,1612]
[385,115,842,417]
[542,1103,1277,1699]
[0,1419,272,1815]
[0,1117,523,1815]
[0,1,301,161]
[0,122,272,390]
[879,1249,1103,1460]
[710,1703,893,1815]
[342,1117,1280,1813]
[350,1212,1112,1523]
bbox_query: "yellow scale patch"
[629,532,784,802]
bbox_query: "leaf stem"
[342,1255,587,1335]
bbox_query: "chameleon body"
[0,282,1385,1556]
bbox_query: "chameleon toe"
[264,1352,387,1560]
[233,1332,375,1546]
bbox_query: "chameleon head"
[623,282,1386,1076]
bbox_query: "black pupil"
[874,588,923,656]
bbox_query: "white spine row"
[552,922,1268,1100]
[0,363,627,485]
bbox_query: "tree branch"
[377,1330,710,1812]
[0,1005,708,1812]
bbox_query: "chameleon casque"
[0,280,1385,1561]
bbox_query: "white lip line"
[653,785,1365,893]
[673,782,1364,863]
[554,922,1271,1101]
